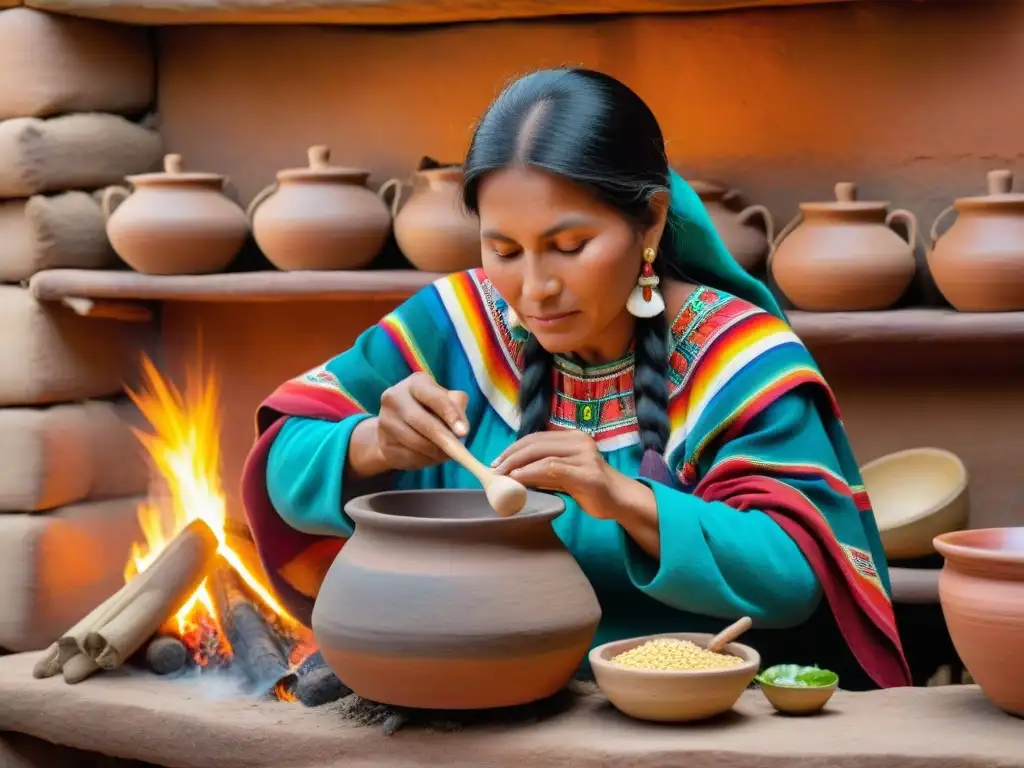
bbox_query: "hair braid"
[516,335,555,439]
[632,312,670,454]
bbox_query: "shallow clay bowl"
[860,447,968,560]
[589,632,760,723]
[759,679,838,715]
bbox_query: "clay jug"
[247,145,391,272]
[769,182,918,311]
[691,180,774,272]
[928,169,1024,311]
[102,153,248,275]
[934,528,1024,717]
[312,489,602,710]
[382,166,481,272]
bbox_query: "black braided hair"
[463,68,682,455]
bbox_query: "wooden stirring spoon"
[423,420,528,517]
[706,616,753,653]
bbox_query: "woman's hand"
[491,430,627,520]
[348,372,469,476]
[492,430,661,558]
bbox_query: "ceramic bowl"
[588,632,760,723]
[860,447,968,559]
[934,527,1024,717]
[758,680,838,715]
[755,665,839,715]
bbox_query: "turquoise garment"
[247,269,909,689]
[267,378,824,651]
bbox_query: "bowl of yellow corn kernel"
[588,633,760,722]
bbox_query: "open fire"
[32,353,329,702]
[122,354,315,698]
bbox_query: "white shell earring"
[626,246,665,318]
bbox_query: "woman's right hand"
[349,372,470,476]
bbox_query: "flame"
[122,354,297,641]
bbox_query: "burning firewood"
[208,557,296,697]
[145,634,189,675]
[33,518,218,683]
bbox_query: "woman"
[242,68,909,690]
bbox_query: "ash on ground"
[327,679,594,735]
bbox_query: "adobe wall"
[156,1,1024,529]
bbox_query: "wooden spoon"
[423,420,528,517]
[706,616,753,653]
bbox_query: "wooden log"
[145,634,188,675]
[81,519,218,671]
[208,559,294,695]
[32,518,219,684]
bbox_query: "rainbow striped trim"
[666,311,809,457]
[434,269,522,430]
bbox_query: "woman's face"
[478,166,664,360]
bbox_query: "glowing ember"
[122,354,308,677]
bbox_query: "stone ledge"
[0,651,1019,768]
[19,0,860,26]
[29,269,1024,346]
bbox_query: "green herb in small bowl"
[755,665,839,715]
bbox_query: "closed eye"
[554,241,588,255]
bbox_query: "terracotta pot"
[928,169,1024,311]
[691,180,774,272]
[769,182,918,311]
[382,166,481,272]
[934,527,1024,717]
[102,153,248,275]
[247,145,391,272]
[311,489,602,710]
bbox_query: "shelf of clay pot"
[21,0,856,26]
[28,268,443,303]
[787,309,1024,345]
[30,269,1024,342]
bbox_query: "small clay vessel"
[247,145,391,271]
[311,489,601,710]
[102,153,248,275]
[928,169,1024,311]
[691,180,774,272]
[382,165,481,272]
[769,182,918,311]
[934,527,1024,717]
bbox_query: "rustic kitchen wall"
[155,1,1024,531]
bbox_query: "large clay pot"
[382,166,481,272]
[769,182,918,311]
[691,180,774,272]
[934,528,1024,717]
[247,145,391,271]
[928,169,1024,311]
[311,489,602,710]
[102,153,248,275]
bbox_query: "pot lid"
[276,145,371,183]
[125,154,224,185]
[799,182,889,214]
[954,169,1024,208]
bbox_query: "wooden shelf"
[18,0,856,27]
[29,268,1024,344]
[29,268,442,303]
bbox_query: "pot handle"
[246,183,279,222]
[222,176,243,206]
[722,188,742,206]
[928,205,957,247]
[100,186,131,220]
[767,212,803,275]
[736,204,775,245]
[377,178,405,218]
[886,208,919,250]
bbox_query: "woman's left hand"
[491,430,627,520]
